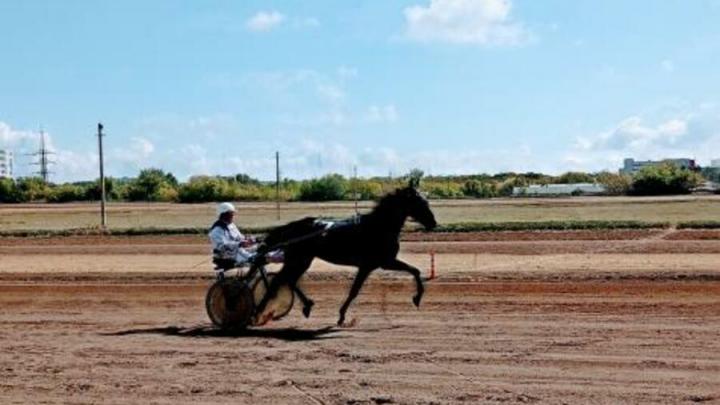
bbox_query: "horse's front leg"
[338,266,374,326]
[291,284,314,318]
[381,258,425,308]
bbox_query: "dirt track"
[2,232,720,404]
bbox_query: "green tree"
[0,178,21,202]
[462,180,496,198]
[178,176,235,203]
[425,182,463,199]
[126,168,178,201]
[352,180,383,200]
[234,173,261,185]
[47,184,85,203]
[298,174,347,201]
[82,177,119,201]
[554,171,595,184]
[631,163,703,195]
[596,172,632,195]
[404,168,424,188]
[16,177,50,202]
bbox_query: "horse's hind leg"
[338,266,373,326]
[381,258,425,308]
[255,255,313,319]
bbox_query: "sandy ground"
[2,233,720,404]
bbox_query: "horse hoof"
[413,294,422,308]
[302,301,314,318]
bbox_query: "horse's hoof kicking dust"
[338,317,358,328]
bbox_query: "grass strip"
[0,220,677,238]
[428,220,670,232]
[677,221,720,229]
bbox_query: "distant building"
[620,158,697,175]
[0,149,13,178]
[711,159,720,168]
[512,183,607,197]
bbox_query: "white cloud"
[136,113,240,139]
[337,66,358,80]
[316,84,345,103]
[0,121,36,148]
[229,68,358,127]
[661,59,675,72]
[403,0,532,46]
[54,150,98,183]
[111,137,155,168]
[294,17,320,29]
[365,105,399,123]
[566,106,720,172]
[246,11,285,32]
[576,116,689,152]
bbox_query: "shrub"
[298,174,347,201]
[0,178,21,202]
[126,168,179,201]
[47,184,85,203]
[424,181,463,199]
[553,171,595,184]
[16,177,50,202]
[462,180,496,198]
[596,172,632,195]
[348,180,383,200]
[178,176,235,203]
[631,163,703,195]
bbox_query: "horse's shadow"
[102,325,340,342]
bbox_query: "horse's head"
[398,186,437,230]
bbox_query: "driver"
[209,202,257,267]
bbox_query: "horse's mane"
[369,187,411,216]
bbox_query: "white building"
[0,149,13,178]
[512,183,607,196]
[711,159,720,168]
[620,158,697,174]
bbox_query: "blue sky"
[1,0,720,182]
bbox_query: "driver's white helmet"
[217,202,236,216]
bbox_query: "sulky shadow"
[102,325,341,342]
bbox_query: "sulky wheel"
[205,278,254,330]
[251,273,294,326]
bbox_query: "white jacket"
[208,221,254,263]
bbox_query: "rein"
[260,221,334,253]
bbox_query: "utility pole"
[353,165,359,215]
[97,123,107,229]
[275,151,280,221]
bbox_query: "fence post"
[429,250,436,280]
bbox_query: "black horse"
[255,186,437,326]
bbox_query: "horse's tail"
[259,217,321,253]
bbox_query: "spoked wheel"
[205,279,254,330]
[251,273,294,326]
